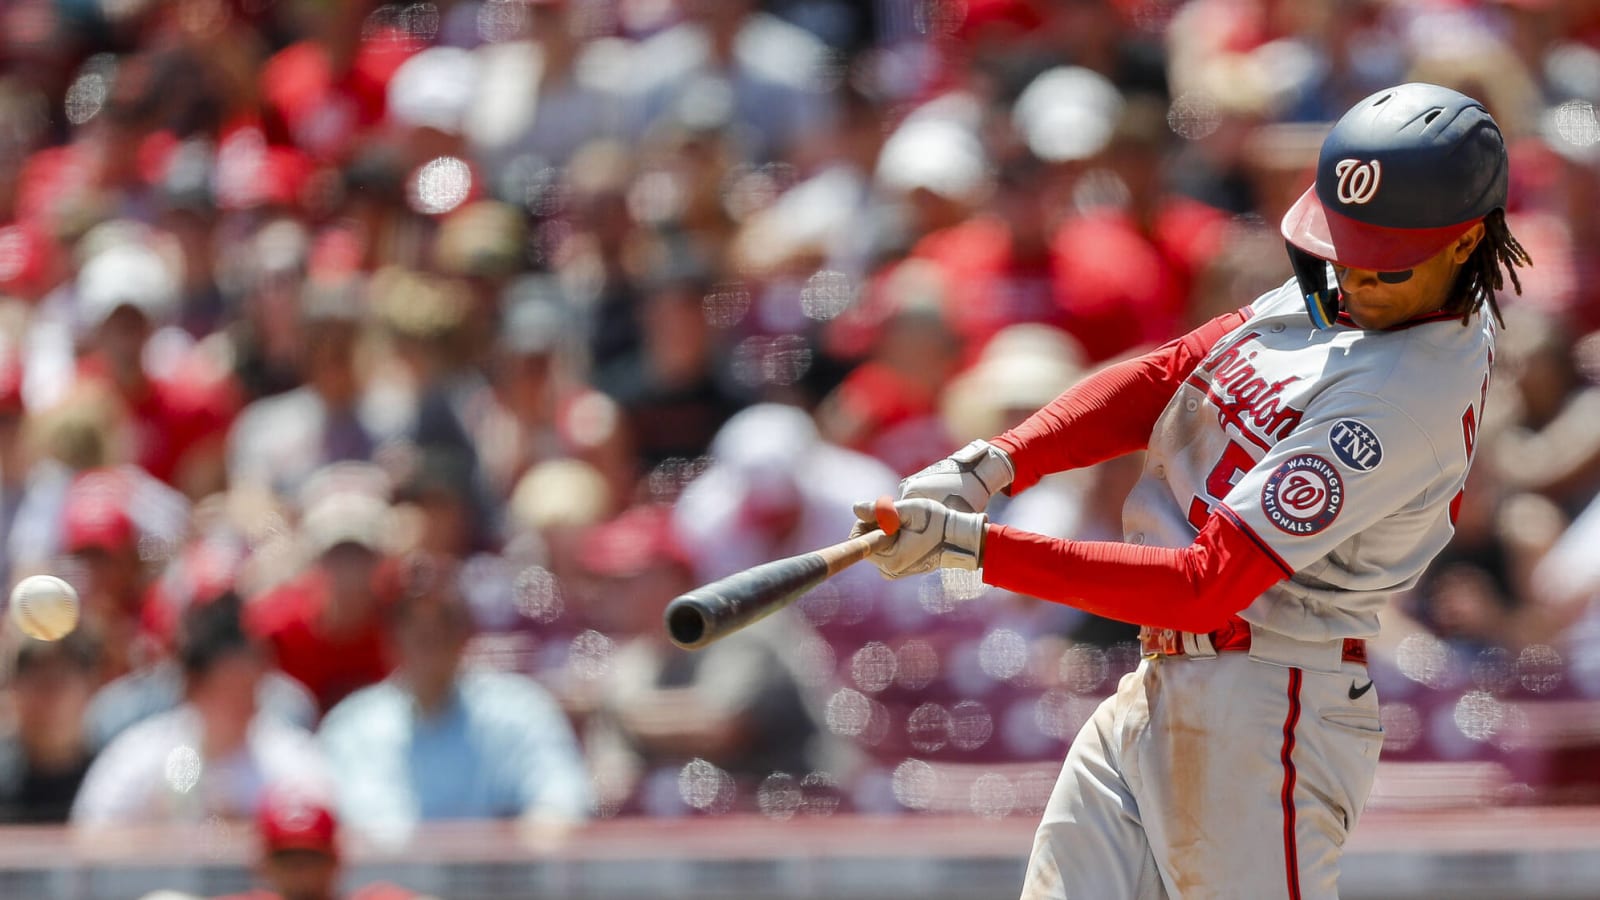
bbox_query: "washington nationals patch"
[1328,419,1382,472]
[1261,454,1344,535]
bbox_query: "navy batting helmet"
[1281,83,1508,327]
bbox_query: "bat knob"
[873,495,899,536]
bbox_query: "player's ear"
[1450,223,1486,264]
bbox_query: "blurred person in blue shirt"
[317,555,591,842]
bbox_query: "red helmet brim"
[1280,184,1482,271]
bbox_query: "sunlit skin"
[1334,223,1485,330]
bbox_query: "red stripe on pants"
[1280,668,1304,900]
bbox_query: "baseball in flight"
[8,575,81,642]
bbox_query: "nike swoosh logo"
[1348,680,1375,700]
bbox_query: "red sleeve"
[980,509,1291,633]
[990,308,1251,493]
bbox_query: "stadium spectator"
[246,469,397,715]
[465,0,629,172]
[317,555,591,842]
[625,0,835,162]
[59,467,190,679]
[209,786,428,900]
[223,219,319,404]
[596,262,746,471]
[1491,307,1600,515]
[815,262,963,475]
[71,592,331,826]
[83,643,318,757]
[573,504,846,816]
[471,274,582,497]
[5,383,123,577]
[68,227,240,498]
[558,140,647,374]
[673,403,897,582]
[228,273,385,501]
[0,631,101,823]
[391,446,484,560]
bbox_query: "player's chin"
[1340,300,1398,330]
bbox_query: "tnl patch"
[1329,419,1383,472]
[1261,454,1343,535]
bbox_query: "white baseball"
[9,575,80,641]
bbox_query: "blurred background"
[0,0,1599,897]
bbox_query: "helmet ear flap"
[1287,243,1340,330]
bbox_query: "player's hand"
[850,498,986,578]
[899,439,1015,513]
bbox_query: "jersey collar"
[1333,308,1461,331]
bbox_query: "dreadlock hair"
[1449,209,1531,329]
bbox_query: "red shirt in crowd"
[1050,200,1226,363]
[246,568,394,715]
[77,356,240,489]
[909,214,1066,354]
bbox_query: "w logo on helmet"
[1334,159,1382,205]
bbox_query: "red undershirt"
[982,308,1291,633]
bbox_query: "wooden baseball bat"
[664,496,900,650]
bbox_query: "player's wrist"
[942,508,987,570]
[952,439,1016,495]
[900,440,1016,513]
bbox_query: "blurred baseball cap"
[876,117,992,204]
[248,218,311,284]
[258,787,338,857]
[576,505,690,578]
[509,458,611,534]
[387,46,478,134]
[63,472,137,554]
[1012,66,1124,163]
[435,201,526,278]
[370,267,469,341]
[942,325,1086,442]
[300,491,390,558]
[707,404,816,520]
[76,239,179,329]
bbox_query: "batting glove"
[851,498,986,578]
[899,440,1015,513]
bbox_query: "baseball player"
[854,83,1531,898]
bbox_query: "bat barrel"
[664,551,831,650]
[665,599,715,648]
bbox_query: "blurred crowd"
[3,0,1600,891]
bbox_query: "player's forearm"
[980,513,1287,633]
[990,354,1174,493]
[992,309,1251,493]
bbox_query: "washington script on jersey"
[1184,330,1306,451]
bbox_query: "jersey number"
[1450,371,1491,525]
[1187,440,1257,531]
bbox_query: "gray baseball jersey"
[1021,282,1493,899]
[1122,278,1495,642]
